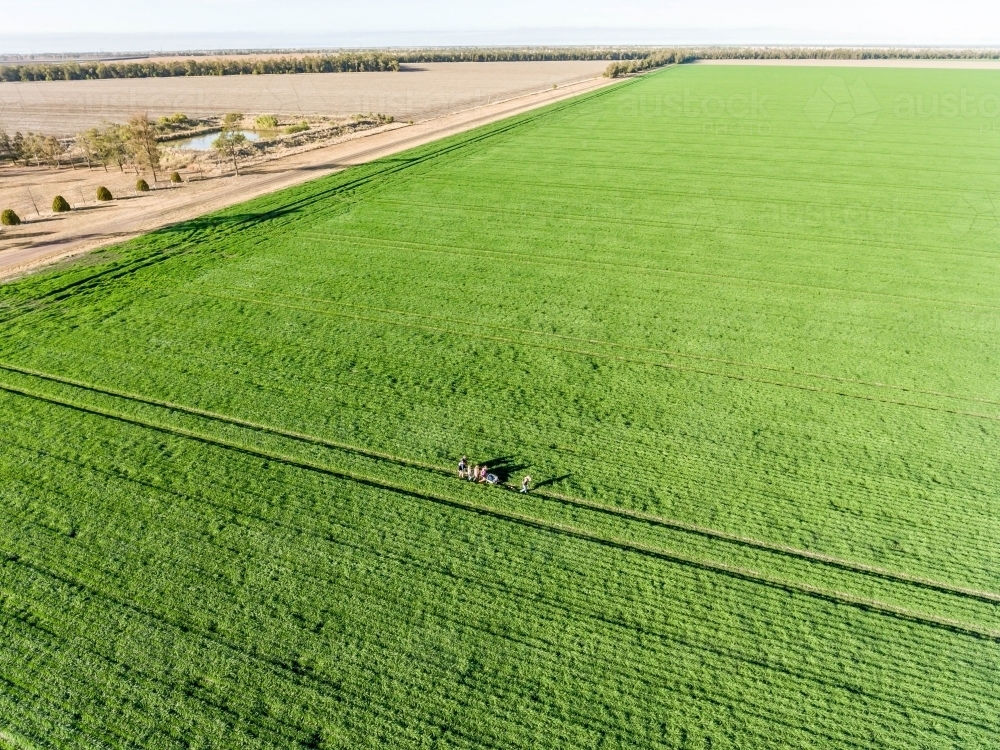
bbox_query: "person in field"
[479,466,489,483]
[470,465,480,482]
[458,456,468,479]
[521,476,531,494]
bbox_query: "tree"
[128,112,161,182]
[214,113,249,176]
[0,126,12,164]
[1,209,21,226]
[97,186,113,201]
[98,123,131,173]
[19,133,44,166]
[11,132,26,165]
[78,127,108,170]
[19,134,64,168]
[213,132,248,176]
[41,136,64,168]
[52,195,71,212]
[136,179,150,192]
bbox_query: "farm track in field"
[2,362,999,627]
[182,289,1000,423]
[9,414,996,658]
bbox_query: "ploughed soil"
[0,61,608,136]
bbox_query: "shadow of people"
[532,474,572,490]
[478,456,527,484]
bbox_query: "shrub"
[285,121,310,134]
[255,115,279,129]
[1,209,21,226]
[170,172,183,183]
[136,179,150,192]
[96,186,113,201]
[52,195,71,212]
[156,113,192,130]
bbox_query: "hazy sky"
[2,0,999,52]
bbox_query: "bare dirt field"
[0,61,608,136]
[694,58,1000,68]
[0,74,616,280]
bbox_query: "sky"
[2,0,999,54]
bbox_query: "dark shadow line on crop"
[5,429,998,738]
[2,379,997,643]
[5,361,1000,609]
[531,488,1000,608]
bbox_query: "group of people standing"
[458,456,531,494]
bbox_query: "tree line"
[393,47,664,63]
[603,46,1000,77]
[1,113,165,178]
[686,46,1000,60]
[604,50,693,77]
[4,46,999,83]
[374,45,1000,65]
[0,52,400,82]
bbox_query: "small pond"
[165,130,261,151]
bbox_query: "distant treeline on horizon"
[0,52,401,82]
[2,46,999,82]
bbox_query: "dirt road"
[0,73,618,280]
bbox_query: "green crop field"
[1,64,998,748]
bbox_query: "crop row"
[3,470,996,750]
[7,312,992,592]
[129,284,996,544]
[190,285,1000,418]
[207,284,1000,413]
[1,370,997,637]
[1,420,996,748]
[3,358,997,605]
